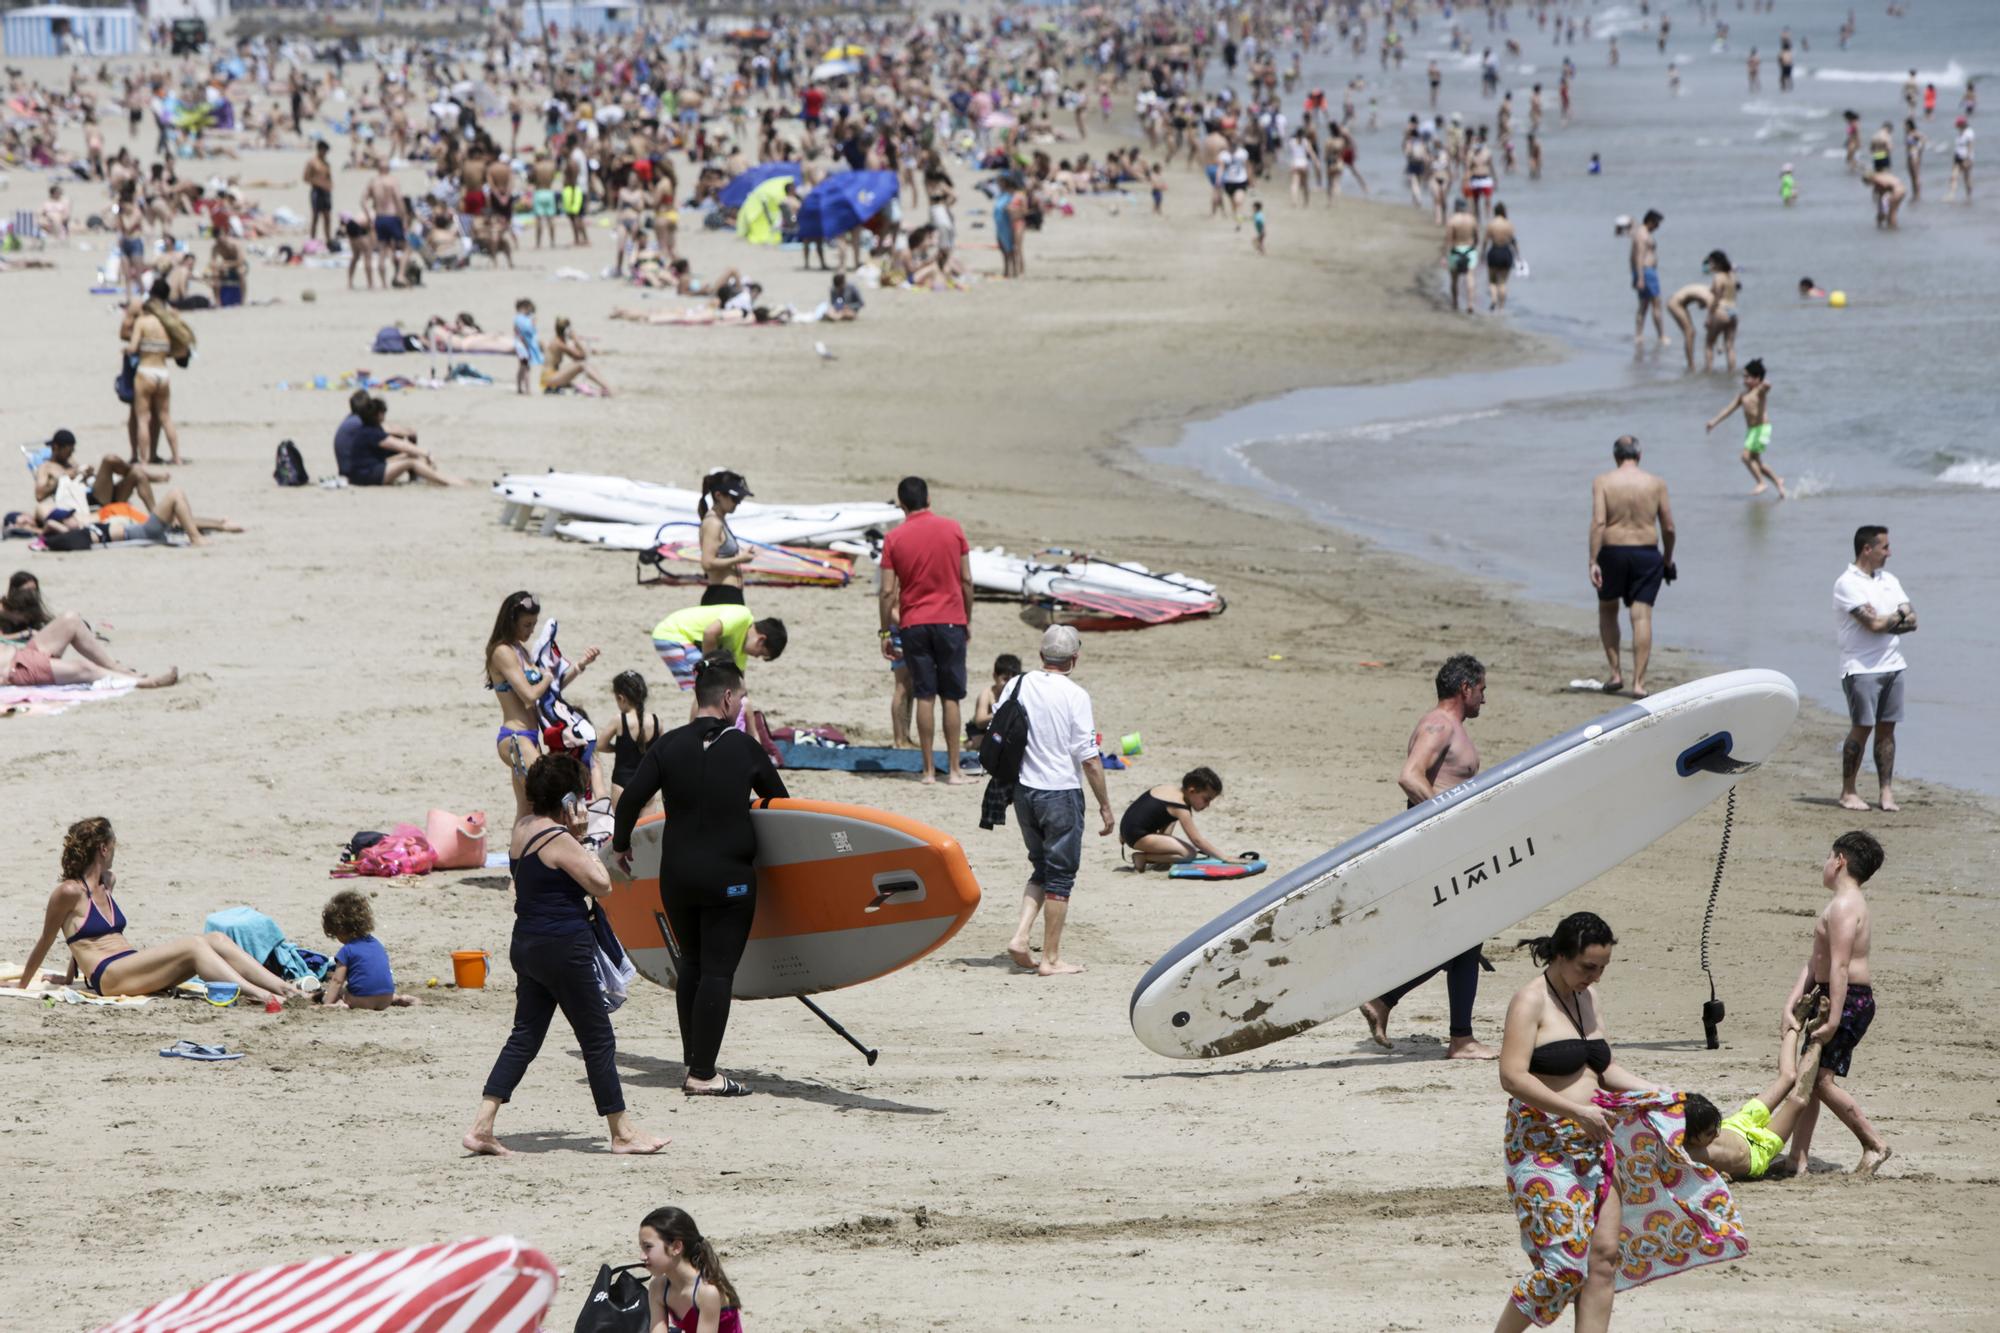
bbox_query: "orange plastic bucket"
[451,950,490,989]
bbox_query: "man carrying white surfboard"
[1359,654,1499,1060]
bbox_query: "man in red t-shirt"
[878,475,974,783]
[802,85,826,129]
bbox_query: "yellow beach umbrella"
[822,43,868,62]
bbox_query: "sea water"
[1156,0,2000,794]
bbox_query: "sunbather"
[33,487,239,548]
[2,610,175,687]
[541,318,613,395]
[423,314,514,355]
[10,817,298,1003]
[32,428,166,514]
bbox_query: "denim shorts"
[1015,786,1085,900]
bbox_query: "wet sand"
[3,86,1997,1331]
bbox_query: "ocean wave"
[1343,409,1505,443]
[1741,100,1831,119]
[1939,458,2000,490]
[1810,59,1967,88]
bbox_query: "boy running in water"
[1706,357,1786,499]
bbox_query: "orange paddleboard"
[599,799,982,999]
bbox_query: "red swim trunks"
[5,641,55,686]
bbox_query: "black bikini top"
[1528,974,1613,1076]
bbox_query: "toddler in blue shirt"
[321,890,417,1009]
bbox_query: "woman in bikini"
[10,817,296,1003]
[639,1206,745,1333]
[1494,912,1659,1332]
[540,318,613,396]
[697,471,754,606]
[486,590,598,818]
[425,313,515,355]
[127,280,188,466]
[1704,249,1741,374]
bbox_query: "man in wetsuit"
[1359,654,1497,1060]
[611,661,786,1097]
[1589,435,1677,696]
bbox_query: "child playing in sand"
[512,298,543,397]
[321,889,418,1009]
[966,653,1022,740]
[1777,831,1892,1175]
[1684,996,1830,1181]
[1120,767,1238,870]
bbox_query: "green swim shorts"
[1719,1097,1786,1180]
[1744,423,1772,455]
[532,188,557,219]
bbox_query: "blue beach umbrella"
[719,161,803,210]
[796,171,899,242]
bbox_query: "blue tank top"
[510,826,592,937]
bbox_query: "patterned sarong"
[1503,1090,1748,1326]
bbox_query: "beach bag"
[334,827,437,878]
[589,906,636,1014]
[115,352,137,404]
[370,325,409,354]
[425,808,488,869]
[273,439,308,487]
[977,675,1031,785]
[572,1262,648,1333]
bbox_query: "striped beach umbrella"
[98,1236,558,1332]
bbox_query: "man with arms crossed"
[1589,435,1675,698]
[1834,526,1913,811]
[1359,654,1497,1060]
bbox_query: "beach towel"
[0,677,138,718]
[332,828,437,878]
[1503,1090,1747,1326]
[528,618,598,778]
[203,906,323,981]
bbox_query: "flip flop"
[159,1040,243,1062]
[683,1077,751,1098]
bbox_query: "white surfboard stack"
[1130,669,1800,1059]
[492,471,903,549]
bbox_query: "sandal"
[683,1077,752,1098]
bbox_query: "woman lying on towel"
[2,604,176,688]
[10,818,299,1003]
[423,313,515,354]
[26,487,241,549]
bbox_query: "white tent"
[3,5,139,58]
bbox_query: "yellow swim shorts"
[1719,1097,1786,1180]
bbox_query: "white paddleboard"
[553,516,888,551]
[1129,669,1799,1058]
[494,473,903,534]
[970,548,1221,606]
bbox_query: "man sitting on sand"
[334,394,464,487]
[1684,996,1830,1181]
[32,428,164,515]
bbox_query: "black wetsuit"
[612,716,787,1080]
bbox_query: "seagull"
[814,341,836,361]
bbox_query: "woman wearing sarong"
[1495,912,1747,1329]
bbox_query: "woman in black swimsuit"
[1494,912,1658,1332]
[1118,767,1229,870]
[607,669,661,806]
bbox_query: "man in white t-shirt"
[1003,625,1113,977]
[1219,140,1251,223]
[1948,117,1974,199]
[1833,525,1916,811]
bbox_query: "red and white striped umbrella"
[98,1235,559,1333]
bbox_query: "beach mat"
[776,742,980,774]
[1168,857,1269,880]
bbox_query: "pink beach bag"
[426,809,489,870]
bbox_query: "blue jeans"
[1014,786,1085,900]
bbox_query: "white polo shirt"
[1832,563,1909,678]
[1014,669,1097,792]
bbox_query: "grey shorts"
[1842,670,1904,727]
[1015,786,1085,901]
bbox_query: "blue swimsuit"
[67,886,134,993]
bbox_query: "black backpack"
[273,439,308,487]
[977,675,1032,785]
[573,1262,649,1333]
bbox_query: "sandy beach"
[3,38,1998,1333]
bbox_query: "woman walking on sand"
[485,590,599,818]
[464,753,664,1158]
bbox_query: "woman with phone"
[464,752,665,1158]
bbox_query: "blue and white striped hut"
[4,6,140,59]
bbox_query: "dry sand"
[3,85,1997,1332]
